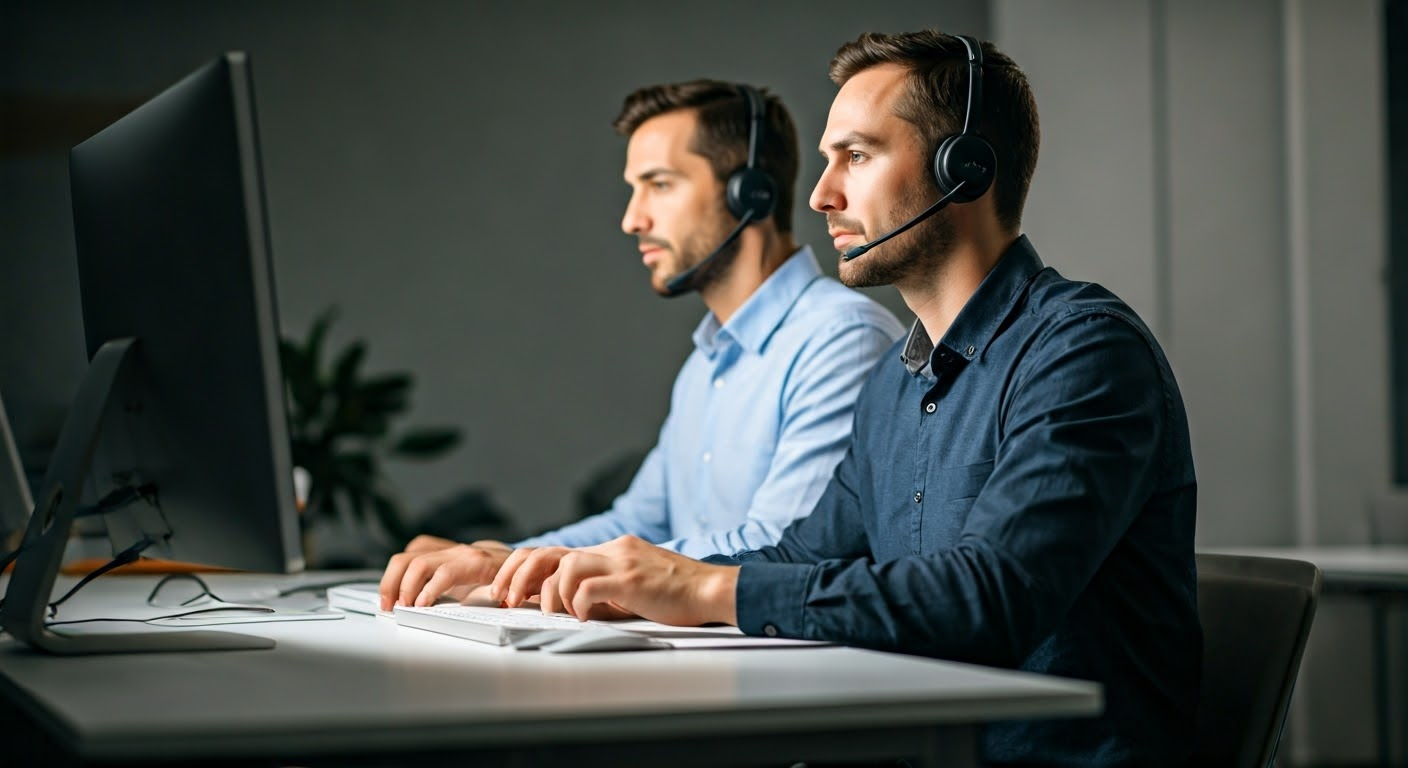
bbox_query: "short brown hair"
[613,80,799,233]
[830,31,1039,233]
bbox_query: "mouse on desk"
[539,628,671,653]
[511,629,576,650]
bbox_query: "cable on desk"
[45,604,275,628]
[0,483,158,575]
[46,535,162,618]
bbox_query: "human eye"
[849,151,867,165]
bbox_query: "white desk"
[0,572,1102,767]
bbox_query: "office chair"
[1191,553,1321,768]
[1367,492,1408,764]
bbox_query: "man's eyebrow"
[823,131,885,154]
[630,167,683,183]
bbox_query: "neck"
[700,228,797,325]
[895,227,1016,345]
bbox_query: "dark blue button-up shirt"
[711,236,1199,767]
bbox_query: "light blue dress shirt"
[515,246,904,559]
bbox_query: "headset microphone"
[842,34,995,263]
[664,210,755,296]
[841,182,965,261]
[661,84,776,298]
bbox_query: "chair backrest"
[1192,553,1322,768]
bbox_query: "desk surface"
[0,572,1102,767]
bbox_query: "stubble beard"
[836,182,955,289]
[651,201,743,298]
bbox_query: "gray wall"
[994,0,1391,762]
[996,0,1391,548]
[0,0,986,535]
[3,0,1399,762]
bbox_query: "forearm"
[733,539,1046,665]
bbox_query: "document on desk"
[393,604,826,651]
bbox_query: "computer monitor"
[0,391,33,548]
[0,52,303,654]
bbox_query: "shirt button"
[914,491,923,503]
[702,452,712,463]
[965,345,976,356]
[713,377,725,389]
[763,624,779,637]
[924,402,936,414]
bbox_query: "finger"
[539,574,564,614]
[555,553,582,618]
[571,575,626,622]
[506,548,568,607]
[379,552,413,612]
[583,601,634,621]
[415,563,462,607]
[557,552,607,620]
[462,583,503,608]
[489,547,536,603]
[397,555,440,609]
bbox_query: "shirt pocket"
[925,459,995,549]
[937,459,994,501]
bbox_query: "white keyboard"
[393,603,751,647]
[416,605,586,629]
[393,604,600,646]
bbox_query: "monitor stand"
[0,338,273,654]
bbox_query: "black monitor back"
[68,52,302,573]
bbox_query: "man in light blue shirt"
[380,80,901,610]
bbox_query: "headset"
[724,85,778,222]
[843,34,997,261]
[664,84,778,296]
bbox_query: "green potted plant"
[280,308,460,556]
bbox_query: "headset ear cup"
[726,167,777,221]
[933,134,996,203]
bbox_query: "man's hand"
[489,535,738,627]
[403,535,511,555]
[378,541,515,611]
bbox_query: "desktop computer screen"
[0,392,33,548]
[0,52,303,654]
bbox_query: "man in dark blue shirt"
[491,30,1199,767]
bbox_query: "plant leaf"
[391,427,461,459]
[355,373,414,417]
[331,340,367,403]
[304,307,337,373]
[333,452,376,492]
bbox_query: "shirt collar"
[900,235,1045,376]
[691,245,824,358]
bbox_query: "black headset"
[665,84,778,295]
[723,85,777,222]
[842,34,997,261]
[933,34,995,203]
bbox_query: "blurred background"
[1,0,1402,764]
